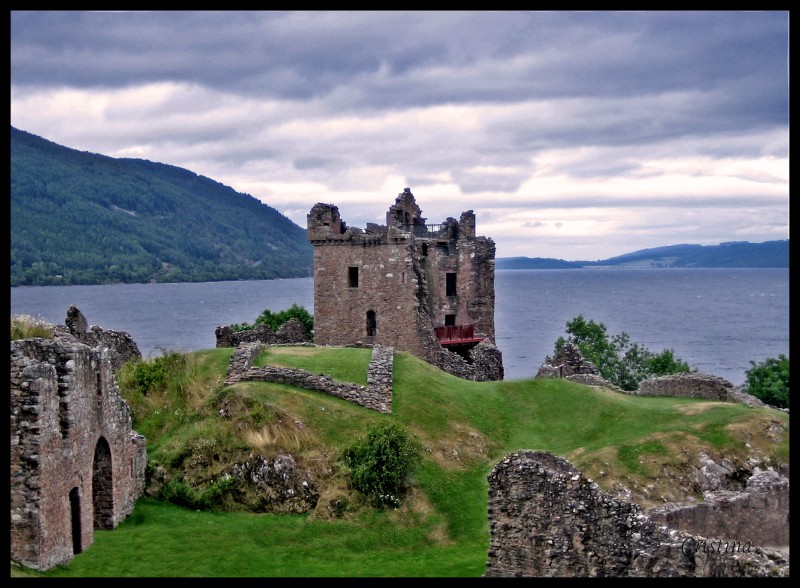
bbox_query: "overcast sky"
[10,10,789,260]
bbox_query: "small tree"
[742,355,789,409]
[230,304,314,336]
[342,421,422,508]
[554,315,692,391]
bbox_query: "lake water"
[10,268,789,387]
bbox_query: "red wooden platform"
[435,324,485,346]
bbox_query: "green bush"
[159,476,239,511]
[229,304,314,336]
[742,355,789,409]
[117,351,187,396]
[555,315,692,391]
[342,421,422,508]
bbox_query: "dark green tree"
[554,315,692,391]
[742,355,789,409]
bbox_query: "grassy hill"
[15,346,789,577]
[10,126,313,286]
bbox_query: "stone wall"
[536,342,600,378]
[648,469,790,547]
[58,305,142,371]
[10,335,147,571]
[224,342,394,413]
[535,344,773,408]
[485,451,789,577]
[637,372,735,401]
[215,317,311,348]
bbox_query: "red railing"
[434,324,484,345]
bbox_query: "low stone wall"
[485,450,789,577]
[649,469,790,547]
[225,343,393,413]
[215,318,310,348]
[637,372,735,401]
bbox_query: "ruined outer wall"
[648,470,790,547]
[485,451,789,577]
[10,337,147,571]
[637,372,735,400]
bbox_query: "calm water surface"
[10,268,788,386]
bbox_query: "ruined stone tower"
[307,188,503,381]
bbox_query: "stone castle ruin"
[10,308,147,571]
[485,451,789,577]
[307,188,503,381]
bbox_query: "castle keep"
[308,188,503,381]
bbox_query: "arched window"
[366,310,377,337]
[92,437,114,530]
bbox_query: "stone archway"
[92,437,114,530]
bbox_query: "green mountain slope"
[11,126,313,286]
[496,239,789,269]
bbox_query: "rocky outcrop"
[226,454,318,514]
[485,450,789,577]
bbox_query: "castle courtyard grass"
[18,346,788,577]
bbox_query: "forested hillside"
[11,127,313,286]
[496,239,789,269]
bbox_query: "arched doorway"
[92,437,114,530]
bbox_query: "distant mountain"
[497,239,789,270]
[11,127,313,286]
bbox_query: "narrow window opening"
[446,272,457,296]
[421,243,428,257]
[70,487,82,555]
[366,310,377,337]
[348,266,359,288]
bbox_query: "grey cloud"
[11,11,787,114]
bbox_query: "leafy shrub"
[159,476,240,511]
[554,315,692,391]
[342,421,422,508]
[117,351,188,396]
[229,304,313,336]
[742,355,789,409]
